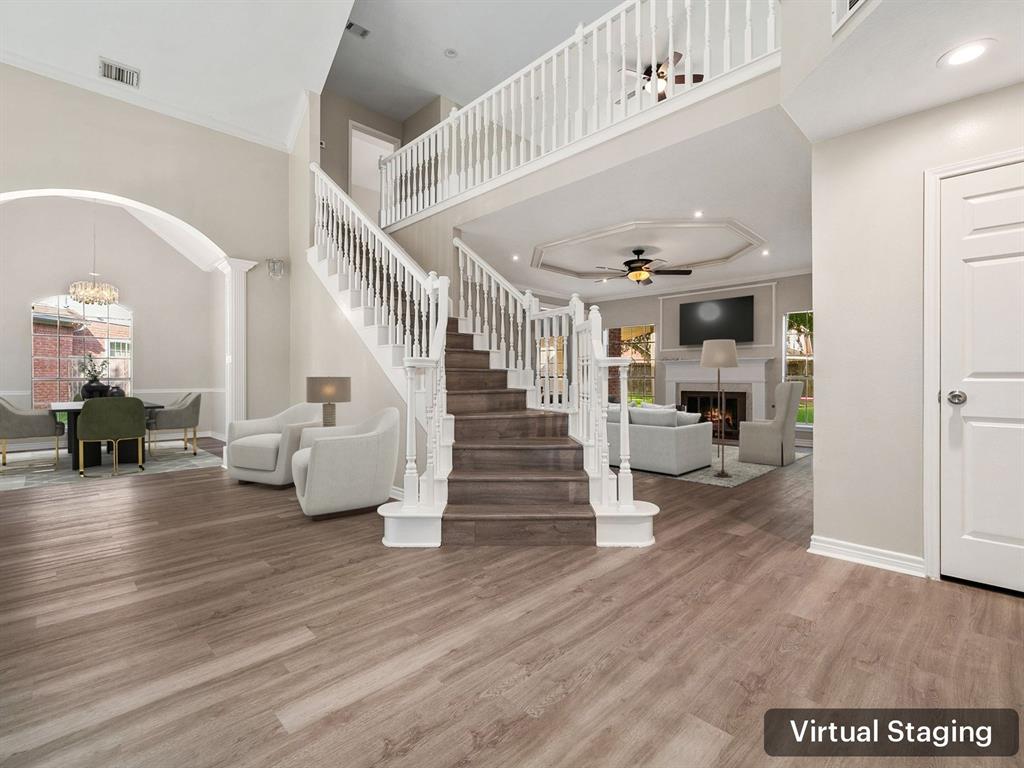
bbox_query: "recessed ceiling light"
[602,278,609,283]
[444,48,458,59]
[694,210,704,218]
[512,253,519,261]
[937,39,994,68]
[761,248,770,256]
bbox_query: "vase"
[81,378,110,399]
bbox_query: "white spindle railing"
[454,238,637,512]
[312,163,450,520]
[381,0,779,227]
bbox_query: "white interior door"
[939,160,1024,592]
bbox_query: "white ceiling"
[457,106,810,302]
[785,0,1024,142]
[326,0,622,121]
[0,0,353,151]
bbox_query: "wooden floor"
[0,453,1021,768]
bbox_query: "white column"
[221,257,258,445]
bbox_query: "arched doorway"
[0,189,257,444]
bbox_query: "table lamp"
[700,339,738,478]
[306,376,351,427]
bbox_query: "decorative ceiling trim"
[530,218,766,281]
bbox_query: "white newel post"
[616,365,634,510]
[402,366,419,509]
[222,257,258,447]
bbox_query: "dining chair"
[146,393,202,456]
[77,397,147,477]
[0,397,65,470]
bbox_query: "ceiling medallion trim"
[530,218,765,281]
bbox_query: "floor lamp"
[700,339,738,478]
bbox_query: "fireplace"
[678,390,747,440]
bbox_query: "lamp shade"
[699,339,738,368]
[306,376,351,403]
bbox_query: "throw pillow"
[675,412,702,426]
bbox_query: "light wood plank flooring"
[0,452,1021,767]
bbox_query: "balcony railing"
[379,0,779,228]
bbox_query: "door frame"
[921,147,1024,579]
[347,120,401,218]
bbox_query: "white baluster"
[831,0,838,30]
[518,76,526,167]
[591,25,600,133]
[498,289,508,366]
[404,270,413,356]
[684,0,693,90]
[744,0,753,64]
[540,59,548,154]
[767,0,776,51]
[634,1,643,111]
[619,11,627,117]
[457,247,466,319]
[704,0,712,81]
[529,66,537,161]
[606,21,614,125]
[668,1,677,98]
[562,45,571,145]
[650,0,658,107]
[723,0,731,72]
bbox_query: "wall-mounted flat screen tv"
[679,295,755,345]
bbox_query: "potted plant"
[78,353,110,399]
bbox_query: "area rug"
[665,445,811,488]
[0,445,223,491]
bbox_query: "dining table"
[49,400,165,470]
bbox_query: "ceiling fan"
[594,248,693,286]
[620,52,704,102]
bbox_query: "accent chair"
[291,407,400,517]
[77,397,148,477]
[0,397,65,469]
[147,393,202,456]
[738,381,804,466]
[226,402,321,486]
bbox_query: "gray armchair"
[226,403,321,486]
[738,381,804,466]
[0,397,65,469]
[147,393,202,456]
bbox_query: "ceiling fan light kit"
[595,248,693,287]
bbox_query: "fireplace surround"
[678,390,747,440]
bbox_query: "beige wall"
[0,198,226,435]
[596,273,812,414]
[319,89,402,194]
[0,64,291,419]
[401,95,459,145]
[812,83,1024,558]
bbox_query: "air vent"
[345,21,370,39]
[98,58,140,89]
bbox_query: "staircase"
[309,163,658,549]
[443,317,594,545]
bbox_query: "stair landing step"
[444,504,594,521]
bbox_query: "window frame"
[783,310,814,428]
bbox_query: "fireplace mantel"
[663,356,775,420]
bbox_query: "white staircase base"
[378,501,442,547]
[593,501,659,547]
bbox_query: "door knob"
[947,390,967,405]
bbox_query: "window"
[784,311,813,426]
[31,295,133,408]
[608,325,656,404]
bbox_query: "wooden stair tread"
[453,437,580,449]
[449,469,587,482]
[448,388,522,395]
[454,410,563,421]
[444,504,594,521]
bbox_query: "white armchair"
[291,408,400,517]
[226,402,321,485]
[738,381,804,466]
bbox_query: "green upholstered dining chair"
[0,397,65,470]
[146,393,202,456]
[77,397,147,477]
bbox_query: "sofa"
[607,405,713,476]
[291,408,400,517]
[738,381,804,466]
[226,402,321,485]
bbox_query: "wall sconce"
[266,258,286,279]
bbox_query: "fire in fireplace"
[678,390,747,440]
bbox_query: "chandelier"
[69,224,119,306]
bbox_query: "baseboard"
[808,535,925,578]
[390,485,404,501]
